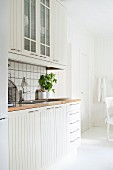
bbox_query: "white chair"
[105,97,113,140]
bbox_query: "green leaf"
[38,72,57,93]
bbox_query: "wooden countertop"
[8,99,81,112]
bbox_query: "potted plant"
[38,73,57,99]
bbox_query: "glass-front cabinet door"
[23,0,38,57]
[40,0,51,60]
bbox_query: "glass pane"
[24,0,30,38]
[31,0,36,40]
[46,47,50,56]
[40,5,45,44]
[41,0,45,4]
[24,39,30,51]
[40,45,45,55]
[46,8,50,45]
[46,0,50,7]
[31,41,36,52]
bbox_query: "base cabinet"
[40,107,55,169]
[55,105,67,160]
[8,109,41,170]
[8,102,81,170]
[67,102,81,152]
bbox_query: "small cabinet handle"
[55,106,62,109]
[53,59,59,62]
[11,49,21,52]
[70,137,80,143]
[70,120,79,125]
[35,110,39,112]
[28,111,34,113]
[70,111,79,115]
[47,107,52,110]
[70,129,79,134]
[70,103,78,106]
[11,48,16,50]
[40,56,47,59]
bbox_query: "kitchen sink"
[18,98,69,104]
[19,100,46,104]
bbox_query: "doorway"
[80,50,89,132]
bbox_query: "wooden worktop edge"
[8,99,81,112]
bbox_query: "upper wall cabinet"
[40,0,51,61]
[51,1,67,66]
[22,0,39,58]
[9,0,22,54]
[9,0,67,66]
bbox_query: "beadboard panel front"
[8,109,41,170]
[40,107,55,169]
[94,37,113,126]
[55,105,67,160]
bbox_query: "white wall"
[0,0,8,116]
[67,17,95,127]
[51,16,95,127]
[93,37,113,126]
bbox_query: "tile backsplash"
[8,60,46,101]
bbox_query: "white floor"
[48,127,113,170]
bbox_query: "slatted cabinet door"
[27,109,37,170]
[9,0,22,54]
[8,110,28,170]
[40,106,55,169]
[8,108,41,170]
[55,104,67,160]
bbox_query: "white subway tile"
[27,72,31,79]
[27,64,31,72]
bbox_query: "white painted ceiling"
[62,0,113,36]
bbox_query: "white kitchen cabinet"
[39,0,52,61]
[22,0,40,58]
[9,0,22,54]
[40,106,55,169]
[8,108,41,170]
[51,1,67,66]
[54,104,67,160]
[9,0,67,67]
[67,102,81,152]
[8,102,81,170]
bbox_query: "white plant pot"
[38,91,46,99]
[46,91,52,99]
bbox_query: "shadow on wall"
[47,70,67,98]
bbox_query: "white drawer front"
[67,120,80,132]
[68,137,81,151]
[67,103,80,112]
[68,129,80,142]
[67,111,80,123]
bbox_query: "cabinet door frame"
[39,0,52,62]
[54,104,67,160]
[9,0,22,55]
[22,0,40,59]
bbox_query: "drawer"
[67,136,81,151]
[68,129,80,142]
[67,120,80,132]
[67,102,80,112]
[67,111,80,122]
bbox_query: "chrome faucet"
[19,77,30,102]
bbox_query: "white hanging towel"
[101,78,107,102]
[97,78,102,102]
[97,78,107,102]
